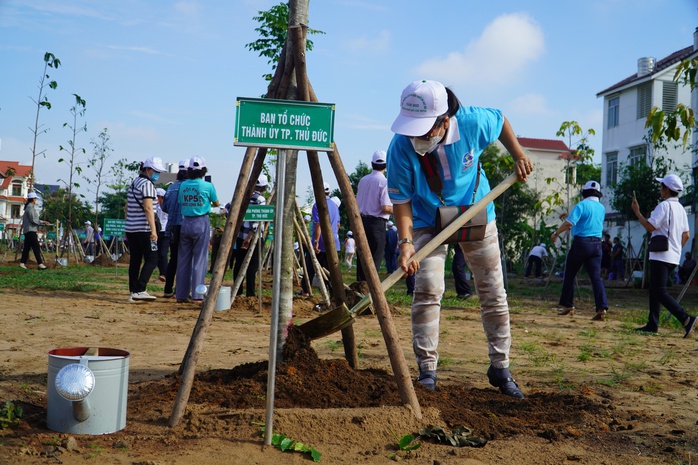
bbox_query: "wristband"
[397,238,413,246]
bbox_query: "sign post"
[234,97,335,445]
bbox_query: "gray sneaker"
[131,291,156,301]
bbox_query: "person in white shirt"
[524,243,548,278]
[343,231,356,269]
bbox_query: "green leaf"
[279,437,294,451]
[310,447,321,462]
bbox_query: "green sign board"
[0,223,4,231]
[103,218,126,237]
[234,97,335,151]
[47,232,57,239]
[244,205,275,221]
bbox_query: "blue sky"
[1,0,696,209]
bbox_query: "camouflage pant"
[411,221,511,372]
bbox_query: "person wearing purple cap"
[387,79,532,398]
[632,174,696,337]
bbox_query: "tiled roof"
[597,45,695,97]
[517,137,570,152]
[0,161,31,189]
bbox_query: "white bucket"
[85,255,94,264]
[47,347,130,435]
[215,286,232,312]
[57,258,68,267]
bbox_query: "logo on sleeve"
[461,150,474,169]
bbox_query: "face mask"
[150,172,160,182]
[410,135,442,156]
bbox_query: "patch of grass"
[658,350,676,366]
[437,356,461,368]
[0,265,120,292]
[324,340,343,352]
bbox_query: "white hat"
[323,182,330,194]
[656,174,683,192]
[256,174,269,188]
[347,231,353,236]
[387,220,394,227]
[143,157,165,172]
[372,150,386,164]
[156,188,166,197]
[27,192,39,199]
[189,156,206,169]
[391,80,448,137]
[97,227,102,232]
[331,196,341,207]
[540,243,546,248]
[304,215,311,222]
[85,220,91,225]
[178,159,189,170]
[582,180,603,197]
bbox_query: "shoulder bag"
[647,203,671,252]
[419,151,487,243]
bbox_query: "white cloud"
[343,30,391,54]
[414,12,544,87]
[508,93,552,116]
[106,45,164,56]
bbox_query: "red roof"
[517,137,570,152]
[0,161,31,190]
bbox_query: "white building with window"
[0,160,33,237]
[596,28,698,260]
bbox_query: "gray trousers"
[411,221,512,372]
[176,215,210,301]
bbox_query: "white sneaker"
[38,264,47,270]
[19,263,27,269]
[131,291,156,301]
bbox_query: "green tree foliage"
[41,188,92,229]
[98,191,128,221]
[556,121,595,210]
[646,58,696,152]
[245,2,325,81]
[575,162,602,187]
[58,94,87,228]
[609,156,676,220]
[85,128,113,225]
[481,144,541,264]
[29,52,60,188]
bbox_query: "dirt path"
[1,272,697,464]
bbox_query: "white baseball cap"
[656,174,683,192]
[323,182,330,194]
[156,188,166,197]
[304,215,311,222]
[189,156,206,169]
[540,243,546,248]
[582,180,603,197]
[391,80,448,137]
[85,220,91,225]
[256,174,269,188]
[372,150,386,164]
[27,192,39,199]
[143,157,165,172]
[178,159,189,170]
[387,220,394,227]
[347,231,353,236]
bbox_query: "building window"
[606,152,618,185]
[662,81,678,113]
[636,82,652,119]
[607,95,619,128]
[11,182,22,196]
[628,145,647,165]
[11,205,20,219]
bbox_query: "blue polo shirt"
[178,178,218,217]
[566,197,604,238]
[386,106,502,229]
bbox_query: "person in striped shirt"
[125,157,165,302]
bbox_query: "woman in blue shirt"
[176,156,219,303]
[388,80,532,398]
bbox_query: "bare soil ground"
[1,264,698,464]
